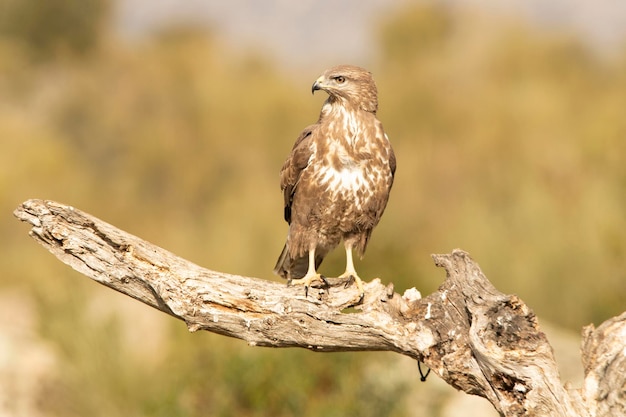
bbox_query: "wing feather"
[280,124,316,224]
[389,145,397,177]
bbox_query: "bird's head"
[312,65,378,113]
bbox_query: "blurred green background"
[2,1,625,416]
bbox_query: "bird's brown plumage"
[273,65,395,293]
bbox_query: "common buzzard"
[273,65,396,300]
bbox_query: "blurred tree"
[0,0,110,59]
[379,2,452,65]
[375,4,626,329]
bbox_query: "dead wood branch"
[14,199,626,417]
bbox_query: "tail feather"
[273,244,324,280]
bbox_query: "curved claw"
[338,272,365,303]
[289,272,326,298]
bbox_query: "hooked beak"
[311,76,324,94]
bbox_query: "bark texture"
[14,199,626,417]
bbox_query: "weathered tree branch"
[14,199,626,416]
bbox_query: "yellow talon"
[290,272,326,297]
[338,271,365,302]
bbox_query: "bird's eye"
[334,76,346,84]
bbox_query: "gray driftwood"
[14,199,626,417]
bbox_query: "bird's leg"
[289,248,326,297]
[337,243,365,302]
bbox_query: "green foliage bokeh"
[1,2,625,416]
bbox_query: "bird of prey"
[273,65,396,300]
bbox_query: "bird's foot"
[288,273,329,298]
[337,271,365,303]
